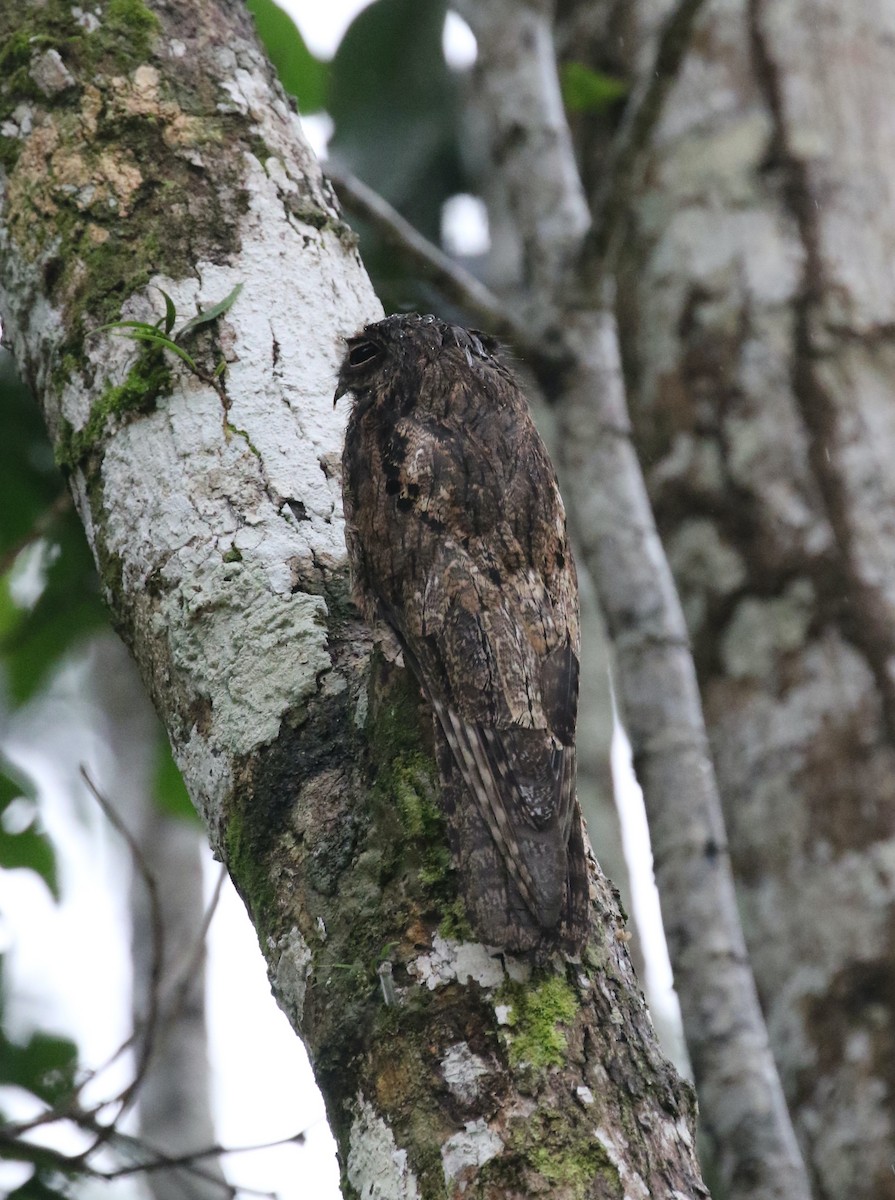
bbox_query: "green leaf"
[153,737,199,824]
[176,282,243,341]
[1,508,107,703]
[328,0,465,246]
[0,756,58,902]
[246,0,327,112]
[0,1029,78,1106]
[0,757,35,812]
[0,823,59,900]
[158,284,176,333]
[0,758,57,899]
[102,327,200,372]
[560,63,628,113]
[0,352,64,560]
[0,575,21,641]
[6,1173,72,1200]
[90,318,162,336]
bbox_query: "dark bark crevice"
[749,0,895,737]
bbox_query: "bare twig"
[79,766,165,1133]
[327,163,511,331]
[327,163,570,374]
[100,1128,305,1179]
[2,765,168,1147]
[0,1107,302,1197]
[584,0,710,275]
[0,1126,288,1198]
[159,861,227,1019]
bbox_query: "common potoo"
[336,313,589,953]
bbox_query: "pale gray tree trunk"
[453,3,810,1197]
[0,2,707,1196]
[90,634,226,1200]
[618,2,895,1198]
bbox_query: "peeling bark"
[0,2,706,1196]
[618,2,895,1196]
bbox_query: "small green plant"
[91,282,243,382]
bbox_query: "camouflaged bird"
[336,313,589,953]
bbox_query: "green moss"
[225,423,262,458]
[104,0,160,61]
[437,897,473,941]
[366,661,428,762]
[391,753,450,886]
[222,546,243,564]
[55,343,172,471]
[473,1109,618,1199]
[366,664,456,905]
[0,0,159,117]
[224,799,278,941]
[381,749,451,891]
[497,1109,618,1200]
[1,1,248,403]
[286,198,359,248]
[497,975,579,1070]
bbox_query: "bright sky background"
[0,5,680,1199]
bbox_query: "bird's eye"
[348,340,381,369]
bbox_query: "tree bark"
[618,2,895,1197]
[454,3,810,1197]
[0,2,706,1196]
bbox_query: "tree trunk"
[618,2,895,1197]
[0,2,706,1196]
[454,3,810,1196]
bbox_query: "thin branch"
[326,163,509,329]
[0,1123,294,1199]
[79,766,165,1133]
[100,1129,305,1179]
[584,0,710,275]
[4,793,226,1159]
[326,163,568,373]
[159,861,227,1018]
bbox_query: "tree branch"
[458,3,813,1198]
[585,0,710,275]
[327,162,567,373]
[79,767,164,1131]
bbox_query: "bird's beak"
[333,381,347,408]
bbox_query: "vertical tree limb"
[617,0,895,1194]
[454,1,812,1196]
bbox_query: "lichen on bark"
[617,1,895,1195]
[0,2,710,1196]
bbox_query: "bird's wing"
[392,533,580,930]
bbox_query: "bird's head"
[334,312,504,409]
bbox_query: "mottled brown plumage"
[336,313,589,953]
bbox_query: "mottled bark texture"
[0,2,706,1196]
[455,2,810,1198]
[618,1,895,1197]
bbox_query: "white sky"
[0,5,680,1199]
